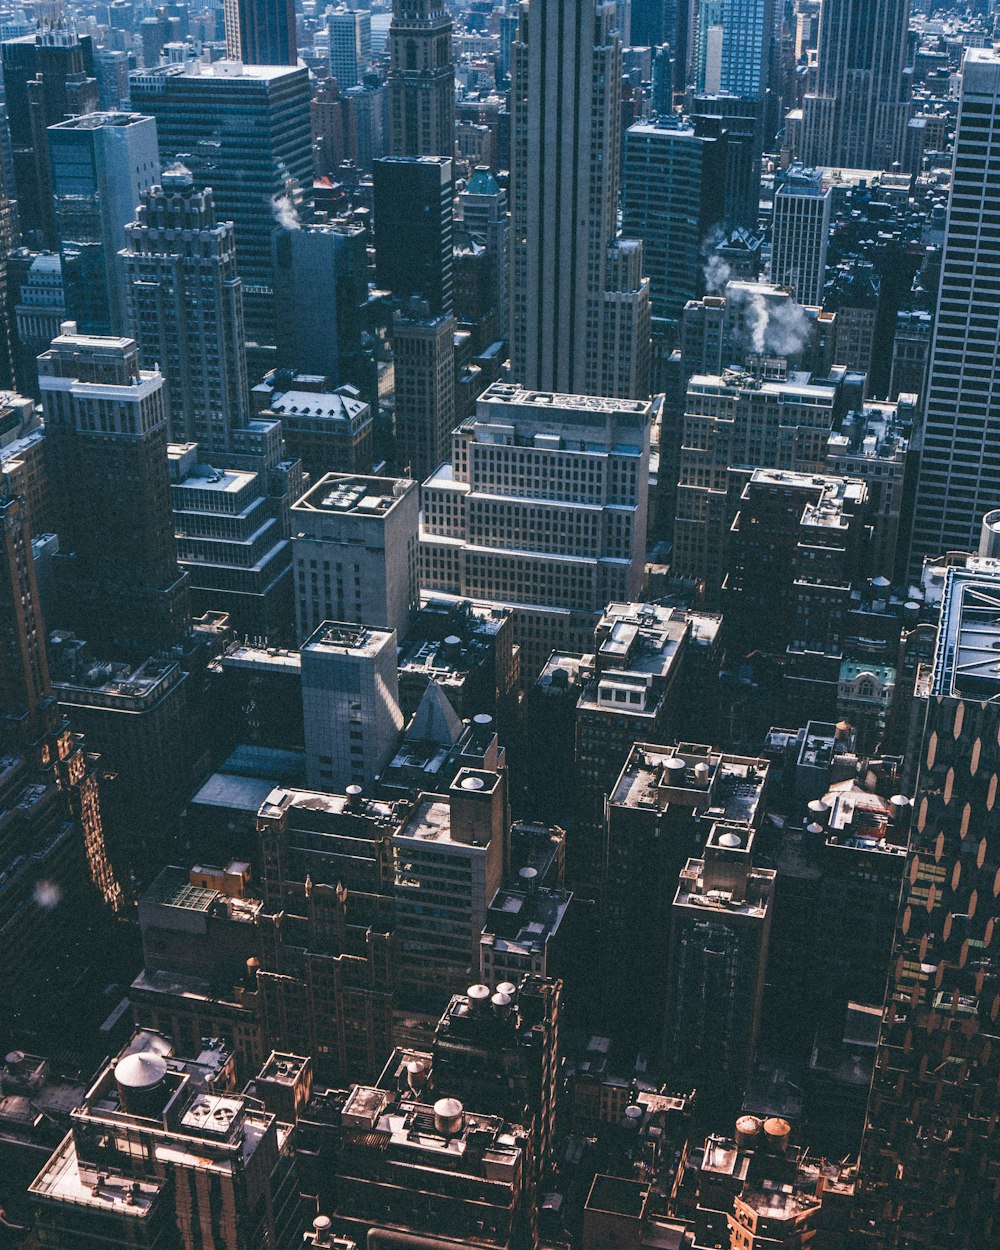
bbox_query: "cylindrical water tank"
[735,1115,762,1148]
[115,1051,168,1117]
[980,509,1000,558]
[763,1117,791,1154]
[433,1097,464,1135]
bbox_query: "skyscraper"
[1,29,98,246]
[392,306,457,483]
[623,117,731,323]
[301,621,404,791]
[273,219,369,383]
[224,0,297,65]
[909,49,1000,566]
[799,0,911,171]
[858,562,1000,1248]
[771,167,832,305]
[510,0,648,397]
[130,61,313,364]
[694,0,775,97]
[327,6,372,89]
[387,0,455,159]
[123,166,250,453]
[373,156,453,315]
[0,493,52,745]
[39,323,189,657]
[49,111,160,336]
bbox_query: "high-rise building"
[673,368,837,597]
[623,117,731,323]
[770,168,832,305]
[327,7,372,89]
[908,50,1000,567]
[387,0,455,159]
[393,764,508,1009]
[373,156,453,316]
[692,92,765,229]
[94,47,130,110]
[858,561,1000,1248]
[391,306,456,482]
[291,472,419,645]
[457,166,509,339]
[1,493,124,1009]
[273,220,368,385]
[48,112,160,337]
[1,29,98,246]
[39,323,189,657]
[123,166,251,453]
[601,239,652,399]
[510,0,648,397]
[11,250,66,398]
[130,61,313,364]
[224,0,297,65]
[694,0,775,97]
[667,818,776,1101]
[420,383,652,678]
[168,435,298,642]
[29,1031,305,1250]
[301,621,404,792]
[798,0,911,171]
[0,493,50,743]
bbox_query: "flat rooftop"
[301,620,394,657]
[293,472,413,517]
[49,111,153,131]
[30,1136,165,1217]
[477,381,652,417]
[611,743,768,826]
[932,563,1000,699]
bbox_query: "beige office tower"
[387,0,455,158]
[510,0,650,398]
[420,382,652,678]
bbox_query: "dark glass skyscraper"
[1,29,98,245]
[39,325,189,657]
[224,0,297,65]
[373,155,454,315]
[49,111,160,336]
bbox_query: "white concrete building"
[419,382,652,677]
[301,620,404,792]
[292,472,419,644]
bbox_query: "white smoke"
[764,298,812,358]
[725,283,813,360]
[704,253,732,295]
[272,193,301,230]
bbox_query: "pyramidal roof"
[465,167,500,197]
[407,680,464,746]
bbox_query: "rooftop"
[610,743,768,827]
[293,472,414,518]
[478,381,652,418]
[932,563,1000,699]
[301,620,396,658]
[267,390,368,422]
